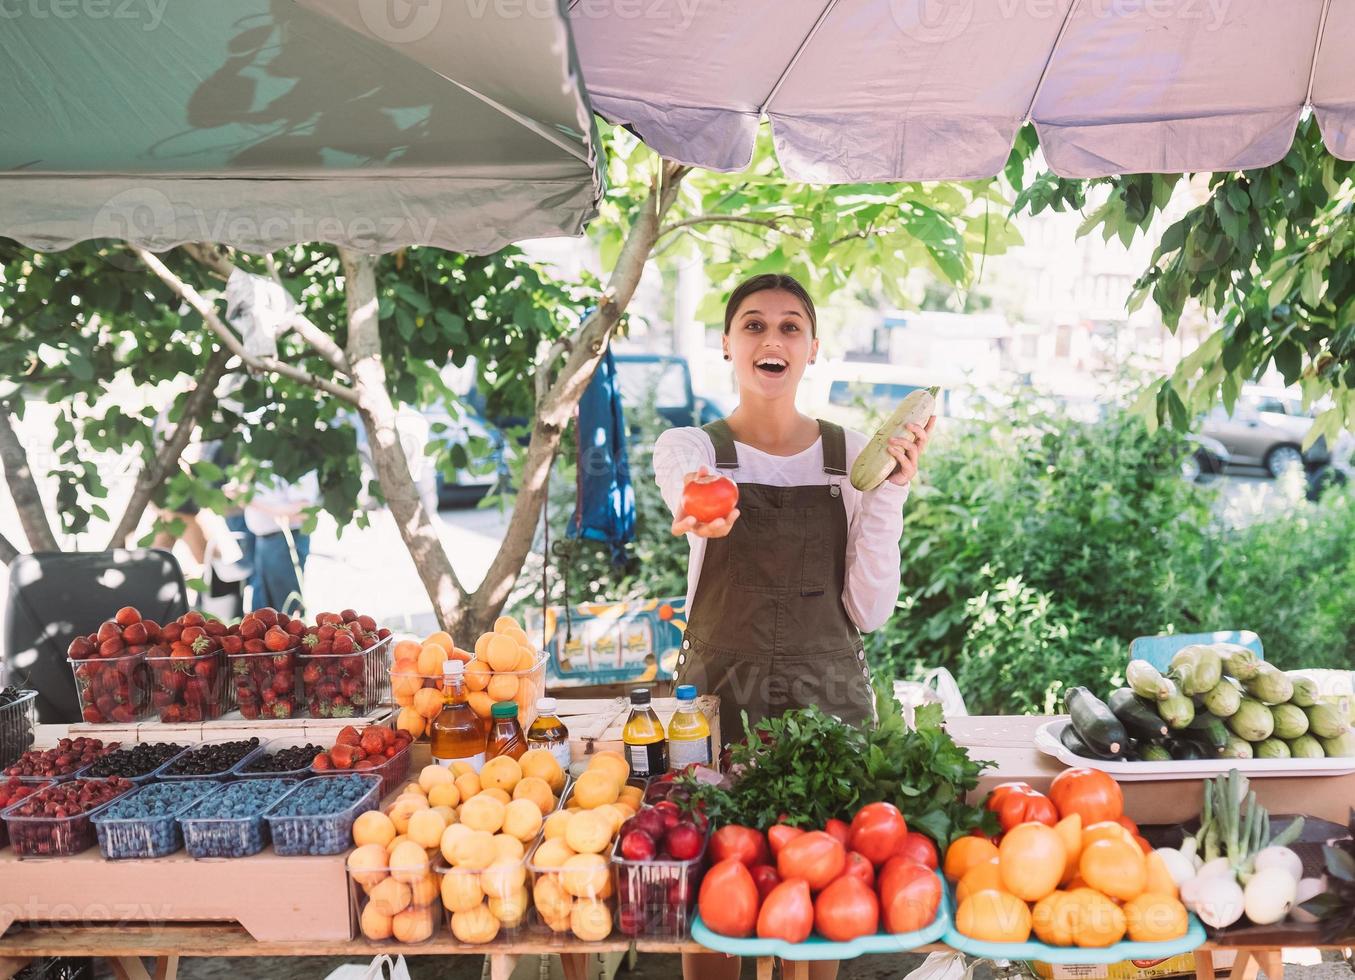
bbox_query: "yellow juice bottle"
[622,688,668,778]
[430,660,487,771]
[666,684,711,769]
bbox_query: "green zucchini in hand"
[1065,687,1126,757]
[1107,688,1170,740]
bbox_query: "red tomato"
[750,864,782,902]
[682,474,739,523]
[1049,768,1124,826]
[813,876,880,942]
[824,818,851,848]
[986,783,1058,831]
[756,879,814,943]
[767,823,805,857]
[838,851,876,888]
[697,859,759,938]
[710,825,770,867]
[849,802,908,865]
[1133,834,1152,855]
[777,831,846,892]
[1115,815,1140,836]
[895,831,939,870]
[878,858,941,934]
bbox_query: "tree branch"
[0,404,59,552]
[180,243,352,376]
[133,248,360,405]
[339,248,469,631]
[0,530,18,565]
[657,212,811,241]
[468,161,692,631]
[106,345,232,550]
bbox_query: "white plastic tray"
[1035,718,1355,781]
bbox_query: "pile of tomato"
[945,768,1189,948]
[696,802,944,944]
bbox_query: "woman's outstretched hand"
[671,467,741,538]
[885,415,936,486]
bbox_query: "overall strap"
[701,419,740,470]
[818,420,847,476]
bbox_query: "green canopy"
[0,0,601,254]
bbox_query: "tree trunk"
[0,531,18,565]
[338,249,469,632]
[0,405,59,552]
[465,162,691,635]
[106,345,232,550]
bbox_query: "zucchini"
[1168,738,1209,761]
[1158,693,1195,730]
[1065,687,1126,757]
[1185,714,1229,750]
[1107,688,1170,740]
[849,387,939,492]
[1060,722,1124,761]
[1139,741,1173,762]
[1126,660,1177,701]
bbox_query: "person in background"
[242,471,319,616]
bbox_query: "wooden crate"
[552,695,720,767]
[42,707,395,749]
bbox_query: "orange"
[944,836,1000,882]
[1032,890,1076,946]
[955,858,1004,905]
[997,823,1065,902]
[465,661,492,693]
[412,687,444,721]
[955,889,1032,943]
[1144,851,1179,900]
[1066,888,1126,948]
[1079,839,1146,902]
[425,630,455,654]
[1053,814,1082,884]
[1124,893,1188,943]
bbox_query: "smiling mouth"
[754,357,788,377]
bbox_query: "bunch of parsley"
[689,688,997,845]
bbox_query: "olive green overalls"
[674,419,877,744]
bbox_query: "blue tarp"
[569,347,635,561]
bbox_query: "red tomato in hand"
[777,831,846,891]
[767,823,805,857]
[710,825,770,867]
[750,863,782,901]
[756,879,814,943]
[1049,768,1124,826]
[849,802,908,865]
[698,859,759,937]
[878,858,942,934]
[682,474,739,523]
[824,818,851,848]
[838,851,876,888]
[814,876,879,942]
[895,831,939,870]
[986,782,1058,831]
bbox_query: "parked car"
[1182,433,1231,484]
[1200,387,1342,478]
[612,353,727,430]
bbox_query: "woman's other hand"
[885,415,936,486]
[671,468,741,538]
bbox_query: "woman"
[657,275,933,980]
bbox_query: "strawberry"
[330,744,357,769]
[110,704,134,723]
[96,622,122,644]
[332,633,355,656]
[330,701,355,718]
[204,620,228,637]
[316,612,341,627]
[114,606,142,626]
[271,672,293,695]
[383,745,397,759]
[122,622,148,645]
[82,706,103,724]
[67,637,95,660]
[352,758,378,770]
[302,663,323,685]
[342,677,364,699]
[313,753,332,771]
[220,635,244,655]
[239,703,260,720]
[377,628,392,640]
[142,619,162,639]
[99,637,126,658]
[272,653,294,670]
[336,725,361,747]
[239,617,264,640]
[243,639,267,654]
[254,607,279,628]
[272,699,294,718]
[312,641,333,656]
[285,619,306,637]
[317,625,337,642]
[264,627,291,652]
[340,609,358,623]
[359,728,385,756]
[162,622,184,643]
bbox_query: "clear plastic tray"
[310,736,412,799]
[82,743,190,785]
[466,651,548,728]
[0,691,38,770]
[1,777,137,856]
[157,737,264,780]
[349,861,444,945]
[431,856,531,945]
[299,635,393,719]
[527,834,616,943]
[612,821,710,939]
[5,736,119,784]
[92,778,220,859]
[230,735,326,779]
[68,651,152,724]
[146,650,229,723]
[265,773,381,856]
[227,647,300,721]
[179,777,298,858]
[690,870,952,960]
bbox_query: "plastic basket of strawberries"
[65,606,156,724]
[312,723,412,798]
[144,611,234,723]
[225,607,308,721]
[298,610,393,719]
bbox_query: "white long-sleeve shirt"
[652,426,908,633]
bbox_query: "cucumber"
[849,387,939,491]
[1168,738,1209,761]
[1107,688,1170,740]
[1139,741,1173,762]
[1186,714,1229,750]
[1065,687,1126,757]
[1060,721,1123,760]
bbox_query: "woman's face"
[723,289,819,401]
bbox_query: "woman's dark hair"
[723,273,817,337]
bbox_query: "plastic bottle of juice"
[527,697,572,770]
[486,701,527,761]
[666,684,711,769]
[622,688,669,778]
[430,660,486,771]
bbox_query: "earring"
[723,354,731,361]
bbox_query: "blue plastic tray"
[942,911,1207,964]
[690,870,951,961]
[1128,631,1262,672]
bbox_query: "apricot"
[440,869,484,913]
[571,770,620,810]
[389,841,429,884]
[347,843,389,889]
[360,903,394,941]
[543,811,572,841]
[428,782,461,808]
[480,756,522,793]
[392,904,436,944]
[460,795,506,834]
[487,674,518,702]
[450,830,497,871]
[368,877,412,917]
[561,853,610,898]
[481,857,527,900]
[520,749,567,795]
[413,687,444,720]
[512,775,555,815]
[488,887,529,928]
[450,903,500,944]
[571,899,613,941]
[406,808,447,849]
[353,811,397,849]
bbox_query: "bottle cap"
[675,684,697,701]
[629,688,651,706]
[442,660,464,677]
[536,697,558,713]
[491,701,518,719]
